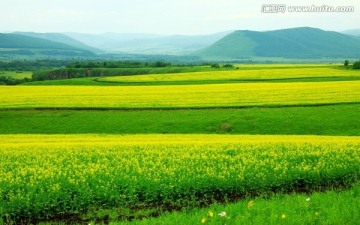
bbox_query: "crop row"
[100,67,360,83]
[0,81,359,109]
[0,134,359,222]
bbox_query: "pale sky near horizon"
[0,0,359,35]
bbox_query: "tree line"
[0,60,70,71]
[66,60,172,69]
[344,59,360,69]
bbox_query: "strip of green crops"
[0,104,359,135]
[1,135,359,223]
[113,183,360,225]
[1,81,360,109]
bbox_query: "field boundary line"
[0,102,359,112]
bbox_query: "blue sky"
[0,0,359,34]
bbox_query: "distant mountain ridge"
[66,31,232,54]
[0,33,79,50]
[0,33,95,57]
[198,27,360,59]
[342,29,360,37]
[14,32,102,53]
[1,27,360,60]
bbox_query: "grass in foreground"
[0,104,359,135]
[111,182,360,225]
[1,134,359,223]
[1,81,360,109]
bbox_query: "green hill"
[14,32,102,53]
[198,27,360,59]
[0,33,95,57]
[196,31,256,59]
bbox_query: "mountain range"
[1,27,359,60]
[65,31,232,54]
[0,33,95,57]
[199,27,360,59]
[14,32,102,53]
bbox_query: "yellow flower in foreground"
[247,200,254,209]
[281,214,286,219]
[201,218,207,223]
[208,211,214,217]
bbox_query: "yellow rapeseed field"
[1,134,359,221]
[0,81,359,109]
[100,67,360,83]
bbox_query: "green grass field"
[0,104,359,135]
[0,64,359,224]
[112,183,360,225]
[0,71,32,79]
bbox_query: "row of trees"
[211,64,238,69]
[66,60,174,69]
[0,76,31,85]
[344,60,360,69]
[353,60,360,69]
[0,60,70,71]
[1,59,359,85]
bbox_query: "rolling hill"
[0,33,95,57]
[198,27,360,59]
[14,32,102,53]
[2,27,360,60]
